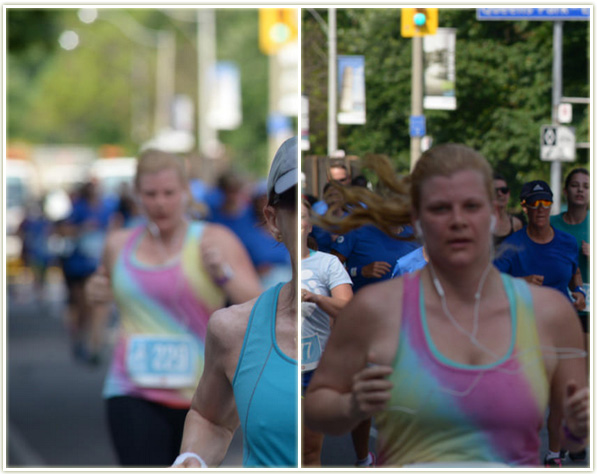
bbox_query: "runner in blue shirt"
[493,180,584,308]
[332,224,420,293]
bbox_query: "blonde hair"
[411,143,494,212]
[315,144,494,236]
[135,148,187,190]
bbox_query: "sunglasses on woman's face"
[524,199,553,209]
[495,186,509,194]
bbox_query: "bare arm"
[201,224,262,304]
[175,303,252,467]
[301,283,353,320]
[304,281,397,435]
[568,267,585,312]
[85,229,130,352]
[536,287,588,450]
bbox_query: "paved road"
[6,271,243,469]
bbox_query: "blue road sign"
[410,115,426,137]
[477,8,590,21]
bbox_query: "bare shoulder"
[529,284,580,343]
[512,214,524,231]
[332,277,405,362]
[202,222,237,243]
[207,297,259,354]
[104,227,137,268]
[350,277,404,319]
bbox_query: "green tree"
[302,8,589,199]
[7,8,275,175]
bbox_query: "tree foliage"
[6,8,272,175]
[302,8,589,199]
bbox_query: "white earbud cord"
[428,261,498,359]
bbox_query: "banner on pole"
[423,28,457,110]
[337,55,366,124]
[207,61,242,130]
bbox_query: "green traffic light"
[414,12,426,26]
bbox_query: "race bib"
[126,335,200,388]
[301,334,322,372]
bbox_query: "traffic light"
[259,8,298,55]
[401,8,438,37]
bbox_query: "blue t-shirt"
[493,226,579,301]
[208,206,290,269]
[62,196,118,278]
[391,246,427,278]
[332,224,420,292]
[310,224,335,254]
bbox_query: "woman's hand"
[349,360,393,420]
[301,289,318,303]
[362,261,392,279]
[523,274,544,286]
[85,265,113,305]
[571,291,586,312]
[563,381,589,441]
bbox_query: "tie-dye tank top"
[102,222,226,408]
[375,272,549,467]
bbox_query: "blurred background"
[5,7,298,468]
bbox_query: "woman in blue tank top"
[173,137,299,468]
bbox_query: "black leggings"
[106,396,188,467]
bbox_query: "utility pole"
[550,21,563,215]
[197,9,218,159]
[328,8,337,157]
[155,30,176,134]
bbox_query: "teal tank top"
[232,283,298,467]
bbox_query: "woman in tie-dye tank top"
[85,148,262,466]
[304,144,588,468]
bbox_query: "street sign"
[540,125,576,161]
[558,103,573,123]
[477,8,590,21]
[410,115,426,137]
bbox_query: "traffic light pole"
[410,36,423,170]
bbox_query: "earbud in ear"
[490,214,497,233]
[414,220,423,238]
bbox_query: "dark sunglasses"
[495,186,509,194]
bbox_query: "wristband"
[214,263,234,286]
[172,452,207,468]
[563,424,586,445]
[573,285,587,298]
[349,266,359,278]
